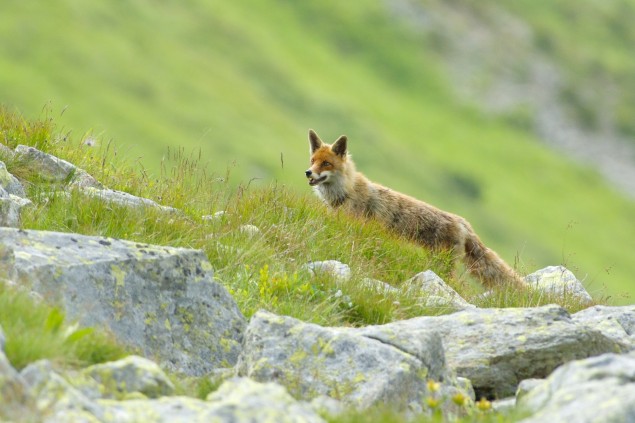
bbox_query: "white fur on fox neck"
[313,155,357,207]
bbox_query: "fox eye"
[321,161,331,168]
[310,158,315,164]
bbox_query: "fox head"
[305,129,348,187]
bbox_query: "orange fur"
[305,129,524,288]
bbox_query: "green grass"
[0,284,126,371]
[1,0,634,304]
[1,107,599,328]
[0,106,611,422]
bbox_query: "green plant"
[0,285,126,370]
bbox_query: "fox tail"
[462,231,525,288]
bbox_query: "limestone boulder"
[524,266,592,304]
[12,145,178,213]
[518,352,635,423]
[81,186,178,213]
[236,310,467,414]
[89,377,324,423]
[21,360,105,420]
[0,329,36,421]
[0,160,26,198]
[357,304,623,398]
[0,227,245,376]
[203,377,326,423]
[0,187,31,227]
[14,144,102,189]
[304,260,351,282]
[572,305,635,351]
[82,356,175,399]
[19,360,325,422]
[0,142,14,158]
[402,270,476,310]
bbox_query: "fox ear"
[308,129,323,154]
[332,135,347,157]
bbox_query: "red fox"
[304,129,525,288]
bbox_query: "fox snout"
[305,168,328,186]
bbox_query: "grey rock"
[305,260,351,282]
[518,352,635,423]
[30,361,129,407]
[11,145,184,214]
[491,397,516,413]
[1,227,246,376]
[96,397,216,423]
[82,355,175,399]
[14,145,102,190]
[360,278,399,294]
[0,243,17,283]
[515,378,544,401]
[455,377,476,402]
[71,169,104,190]
[15,144,78,182]
[206,367,237,388]
[0,344,36,421]
[236,310,463,414]
[402,270,476,310]
[93,377,325,423]
[21,360,58,390]
[10,144,182,213]
[81,186,178,213]
[204,377,325,423]
[0,187,32,227]
[0,142,14,158]
[524,266,593,304]
[21,363,324,422]
[309,395,346,419]
[572,305,635,350]
[21,360,105,420]
[45,409,102,423]
[357,304,623,398]
[0,161,26,197]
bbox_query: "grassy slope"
[0,112,616,423]
[0,0,634,303]
[0,107,599,421]
[499,0,635,137]
[1,107,596,323]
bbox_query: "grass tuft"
[0,284,126,370]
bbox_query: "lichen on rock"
[82,356,174,399]
[517,351,635,423]
[236,310,467,415]
[356,304,624,398]
[1,227,246,376]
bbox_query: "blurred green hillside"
[1,0,634,303]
